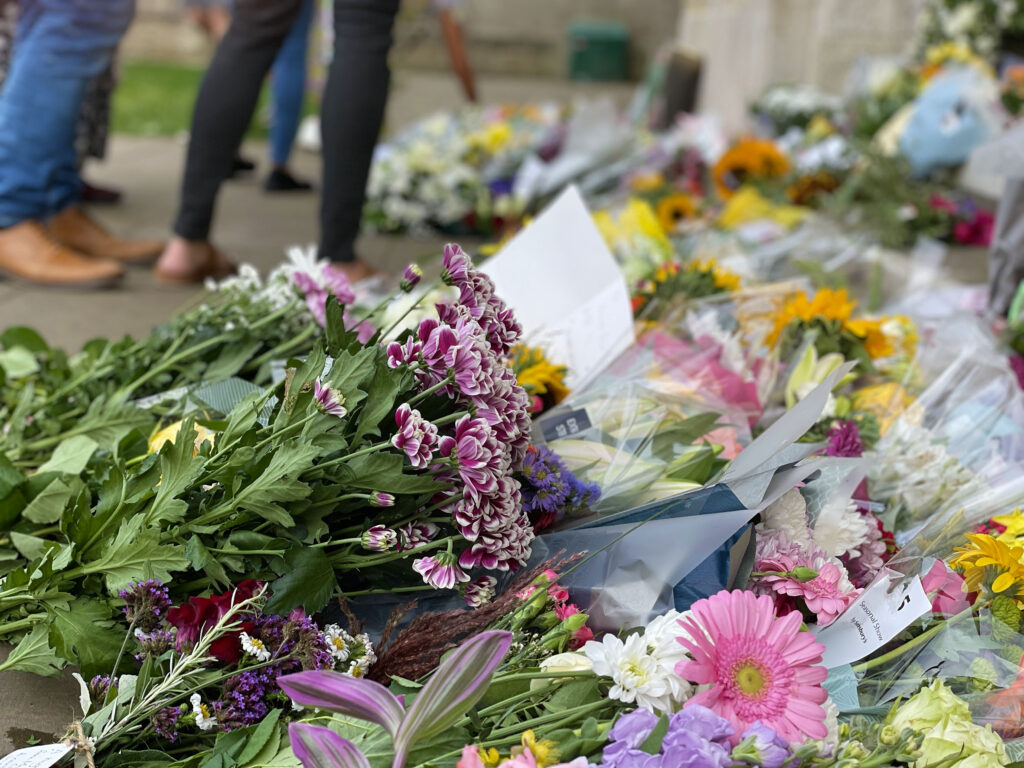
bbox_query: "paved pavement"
[0,71,633,352]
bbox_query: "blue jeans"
[269,0,312,168]
[0,0,134,228]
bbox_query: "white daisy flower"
[323,624,353,663]
[190,693,217,731]
[240,631,271,662]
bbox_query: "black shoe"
[264,168,314,193]
[229,155,257,179]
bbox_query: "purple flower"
[89,675,112,702]
[321,264,356,305]
[397,522,439,551]
[732,722,790,768]
[152,706,182,743]
[665,704,734,745]
[462,575,497,608]
[412,552,470,589]
[386,338,422,369]
[482,296,522,356]
[1011,353,1024,391]
[343,309,376,345]
[441,243,472,286]
[825,420,863,457]
[221,667,274,728]
[370,492,395,508]
[118,578,171,632]
[603,709,660,768]
[391,404,439,469]
[401,264,423,292]
[135,627,175,663]
[439,416,504,501]
[314,379,347,418]
[657,705,734,768]
[361,525,397,552]
[293,271,330,327]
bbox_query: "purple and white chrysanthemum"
[391,404,440,469]
[313,378,347,418]
[361,525,397,552]
[463,575,498,608]
[412,551,470,589]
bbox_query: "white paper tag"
[0,744,70,768]
[814,571,931,669]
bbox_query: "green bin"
[568,20,630,81]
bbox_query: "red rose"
[166,580,262,664]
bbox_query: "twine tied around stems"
[62,721,95,768]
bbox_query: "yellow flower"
[512,345,570,405]
[656,193,697,232]
[851,381,913,434]
[951,533,1024,601]
[993,510,1024,546]
[845,318,893,358]
[630,171,666,192]
[717,186,807,230]
[923,42,994,79]
[468,121,514,155]
[148,421,216,455]
[766,288,857,348]
[712,138,790,199]
[806,114,836,142]
[520,731,560,768]
[477,747,503,768]
[620,199,671,251]
[686,258,741,292]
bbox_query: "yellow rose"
[915,715,1008,768]
[148,421,216,456]
[888,680,970,734]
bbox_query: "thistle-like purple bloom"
[391,404,439,469]
[412,552,470,589]
[313,378,348,418]
[89,675,113,703]
[361,525,397,552]
[135,627,176,663]
[119,579,171,632]
[152,706,182,742]
[825,419,863,457]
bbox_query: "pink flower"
[396,522,439,551]
[361,525,397,552]
[439,416,504,500]
[548,584,569,603]
[569,625,594,650]
[391,404,439,469]
[442,243,473,285]
[675,590,829,745]
[413,552,470,590]
[313,379,347,418]
[401,263,422,292]
[759,558,860,627]
[921,560,970,615]
[457,746,485,768]
[343,310,376,344]
[463,576,498,608]
[321,264,355,304]
[555,602,580,621]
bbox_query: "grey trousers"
[173,0,400,263]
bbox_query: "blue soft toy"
[899,68,993,178]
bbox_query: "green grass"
[112,59,317,138]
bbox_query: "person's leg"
[165,0,301,281]
[0,0,132,228]
[268,0,313,174]
[319,0,400,271]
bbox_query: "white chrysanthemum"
[821,696,840,755]
[758,489,814,550]
[584,633,673,714]
[813,496,870,559]
[348,657,371,678]
[240,631,272,662]
[190,693,217,731]
[323,624,353,663]
[642,610,695,708]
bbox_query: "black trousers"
[172,0,400,263]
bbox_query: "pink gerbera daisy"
[675,590,828,745]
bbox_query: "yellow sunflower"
[850,381,913,435]
[512,345,570,406]
[656,193,697,232]
[951,533,1024,603]
[688,258,741,292]
[787,172,839,206]
[766,288,857,348]
[712,138,790,200]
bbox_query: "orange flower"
[766,288,857,347]
[787,172,839,206]
[656,193,697,232]
[713,138,790,200]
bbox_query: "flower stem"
[408,373,455,405]
[851,601,983,674]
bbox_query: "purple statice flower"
[462,575,497,608]
[313,378,347,418]
[441,243,473,286]
[135,627,176,663]
[221,668,273,728]
[391,404,439,469]
[89,675,113,702]
[119,579,171,632]
[361,525,397,552]
[825,420,863,457]
[401,263,423,292]
[732,722,790,768]
[152,706,183,742]
[397,521,439,551]
[603,709,661,768]
[413,551,470,590]
[385,337,422,369]
[370,492,395,508]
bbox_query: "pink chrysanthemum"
[675,590,828,745]
[758,554,860,627]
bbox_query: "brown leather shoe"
[0,221,123,288]
[48,205,163,265]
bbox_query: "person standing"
[158,0,399,283]
[0,0,162,288]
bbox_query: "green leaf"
[337,453,440,494]
[0,326,49,353]
[22,476,80,524]
[218,443,317,528]
[49,598,126,677]
[80,515,188,593]
[186,535,230,588]
[0,623,66,677]
[146,417,207,526]
[351,359,402,445]
[201,341,264,385]
[36,435,99,475]
[102,751,174,768]
[237,709,283,764]
[265,544,337,615]
[0,346,40,378]
[639,713,669,754]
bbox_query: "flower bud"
[400,264,423,292]
[370,492,395,508]
[361,525,397,552]
[879,725,900,745]
[790,566,819,582]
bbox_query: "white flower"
[812,496,870,559]
[584,633,673,714]
[348,657,371,678]
[240,631,272,662]
[642,610,695,707]
[190,693,217,731]
[323,624,353,663]
[759,489,814,550]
